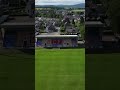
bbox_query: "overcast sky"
[35,0,85,5]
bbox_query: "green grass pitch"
[0,49,34,90]
[35,48,85,90]
[86,53,120,90]
[1,49,120,90]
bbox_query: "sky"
[35,0,85,5]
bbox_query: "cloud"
[35,0,85,5]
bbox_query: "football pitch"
[0,49,120,90]
[0,49,34,90]
[35,48,85,90]
[86,53,120,90]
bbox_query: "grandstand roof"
[1,16,34,28]
[36,35,78,38]
[85,21,104,27]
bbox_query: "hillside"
[35,3,85,9]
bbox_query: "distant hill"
[72,3,85,8]
[35,3,85,9]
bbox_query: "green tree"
[60,26,65,32]
[100,0,120,33]
[76,21,85,39]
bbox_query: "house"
[65,26,78,34]
[45,24,57,33]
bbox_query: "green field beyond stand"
[35,48,85,90]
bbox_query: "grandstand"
[0,0,34,48]
[1,16,34,48]
[85,21,104,49]
[36,35,78,48]
[85,0,120,52]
